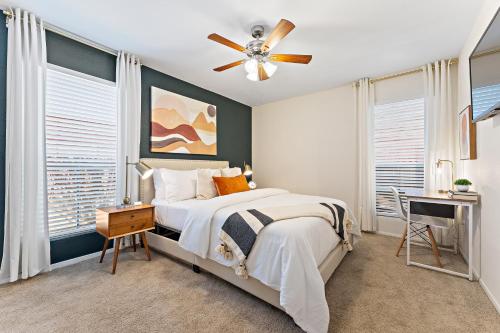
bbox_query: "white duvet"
[178,188,360,333]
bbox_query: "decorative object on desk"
[123,156,153,205]
[454,178,472,192]
[150,86,217,155]
[248,181,257,190]
[435,159,454,193]
[448,189,478,201]
[458,106,477,160]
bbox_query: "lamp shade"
[135,161,153,179]
[243,164,253,176]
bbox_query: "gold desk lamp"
[436,159,454,193]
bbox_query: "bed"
[141,158,359,333]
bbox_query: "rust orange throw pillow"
[212,174,250,196]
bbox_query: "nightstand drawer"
[109,219,153,237]
[109,208,153,227]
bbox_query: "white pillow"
[196,168,221,200]
[221,167,242,177]
[162,169,198,203]
[153,168,167,200]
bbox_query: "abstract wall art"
[150,86,217,155]
[458,105,477,160]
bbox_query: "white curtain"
[116,52,142,205]
[423,60,455,192]
[422,60,456,245]
[354,78,377,231]
[0,9,50,283]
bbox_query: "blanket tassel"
[235,262,248,279]
[215,243,233,260]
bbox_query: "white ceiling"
[1,0,485,106]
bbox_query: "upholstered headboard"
[139,158,229,204]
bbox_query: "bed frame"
[140,158,350,310]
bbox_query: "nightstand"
[96,204,154,274]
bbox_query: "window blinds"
[374,98,425,216]
[472,83,500,118]
[46,66,118,236]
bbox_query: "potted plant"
[454,178,472,192]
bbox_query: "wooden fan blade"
[268,54,312,64]
[258,63,269,81]
[213,60,245,72]
[261,19,295,53]
[208,33,246,52]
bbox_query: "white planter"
[456,185,470,192]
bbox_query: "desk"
[405,189,478,281]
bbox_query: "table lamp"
[243,162,257,190]
[436,159,454,193]
[123,156,153,205]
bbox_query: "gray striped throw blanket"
[215,202,353,279]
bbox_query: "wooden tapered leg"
[131,235,137,252]
[112,237,121,274]
[396,225,408,257]
[99,238,109,263]
[426,226,443,268]
[140,232,151,261]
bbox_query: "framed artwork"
[458,105,477,160]
[150,86,217,155]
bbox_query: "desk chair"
[391,187,453,267]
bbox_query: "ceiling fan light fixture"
[246,72,259,81]
[209,19,311,82]
[244,58,258,74]
[263,61,277,77]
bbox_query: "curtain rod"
[2,8,118,57]
[368,58,458,84]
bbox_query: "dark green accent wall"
[46,31,116,82]
[0,26,252,265]
[0,15,7,266]
[141,66,252,167]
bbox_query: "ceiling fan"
[208,19,312,81]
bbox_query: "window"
[374,98,425,216]
[471,83,500,118]
[46,65,117,236]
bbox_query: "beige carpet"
[0,233,499,333]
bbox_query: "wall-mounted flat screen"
[470,8,500,122]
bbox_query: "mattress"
[152,198,200,231]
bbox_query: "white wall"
[252,85,357,211]
[251,72,442,237]
[458,0,500,312]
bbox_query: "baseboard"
[50,249,114,270]
[479,278,500,314]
